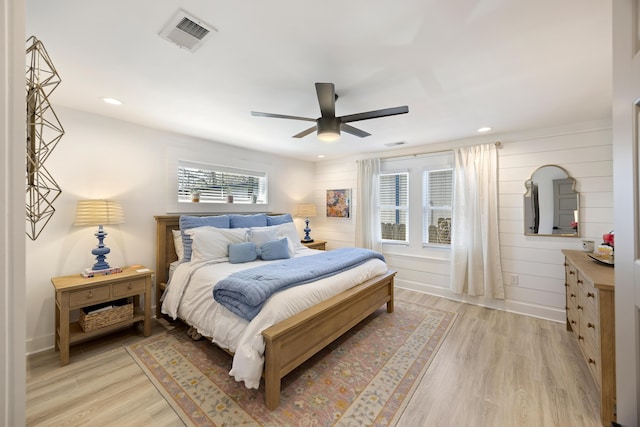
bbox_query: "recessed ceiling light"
[102,97,122,105]
[317,154,325,158]
[477,127,492,133]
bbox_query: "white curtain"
[355,158,382,252]
[450,144,505,299]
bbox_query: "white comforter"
[162,247,388,389]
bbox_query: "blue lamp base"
[91,225,112,270]
[301,217,314,243]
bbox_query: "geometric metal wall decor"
[25,36,64,240]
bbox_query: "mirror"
[524,165,579,236]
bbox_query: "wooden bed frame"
[154,214,396,410]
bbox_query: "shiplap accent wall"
[312,124,612,322]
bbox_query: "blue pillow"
[266,213,293,226]
[179,215,230,262]
[229,213,268,228]
[259,238,291,261]
[228,242,258,264]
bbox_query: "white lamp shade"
[296,203,317,218]
[74,200,124,226]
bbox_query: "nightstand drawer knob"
[587,292,595,298]
[128,283,133,289]
[87,291,93,298]
[588,322,595,329]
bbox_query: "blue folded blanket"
[213,247,385,321]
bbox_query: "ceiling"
[26,1,612,161]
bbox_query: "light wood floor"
[26,289,602,426]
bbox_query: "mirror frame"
[523,164,579,237]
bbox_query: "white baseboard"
[395,278,565,323]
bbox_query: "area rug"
[126,299,456,426]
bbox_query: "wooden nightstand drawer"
[69,286,110,308]
[113,279,146,297]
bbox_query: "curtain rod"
[374,141,502,161]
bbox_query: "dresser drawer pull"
[571,320,576,325]
[577,305,583,310]
[128,283,133,289]
[565,283,569,287]
[565,306,569,310]
[570,293,576,298]
[578,335,584,341]
[588,322,595,329]
[588,358,596,365]
[87,291,93,298]
[587,292,595,299]
[569,271,575,275]
[577,279,583,284]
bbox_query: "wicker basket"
[79,302,133,332]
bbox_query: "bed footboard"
[261,269,396,410]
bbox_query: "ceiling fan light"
[318,130,340,142]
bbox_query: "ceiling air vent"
[159,9,217,52]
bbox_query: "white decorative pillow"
[249,222,304,256]
[272,222,305,254]
[247,227,279,249]
[187,227,248,263]
[172,229,184,262]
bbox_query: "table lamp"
[296,203,317,243]
[74,200,124,271]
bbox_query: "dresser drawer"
[113,279,146,297]
[581,299,600,346]
[578,275,599,309]
[69,286,110,308]
[582,334,602,390]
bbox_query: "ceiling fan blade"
[341,124,371,138]
[339,106,409,123]
[315,83,335,118]
[292,126,318,138]
[251,111,316,122]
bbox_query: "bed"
[154,214,396,410]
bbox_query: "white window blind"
[177,160,267,204]
[379,172,409,242]
[422,168,453,245]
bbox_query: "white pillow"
[250,222,305,256]
[187,226,248,263]
[172,229,184,262]
[247,227,278,249]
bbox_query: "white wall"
[26,106,316,354]
[312,121,612,322]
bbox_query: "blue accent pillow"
[179,215,230,262]
[259,238,291,261]
[266,213,293,226]
[229,213,268,228]
[228,242,258,264]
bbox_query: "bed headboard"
[154,213,285,317]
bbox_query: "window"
[379,172,408,242]
[422,168,453,245]
[177,160,267,204]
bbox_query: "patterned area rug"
[126,299,456,426]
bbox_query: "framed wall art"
[326,189,351,218]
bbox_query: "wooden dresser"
[562,249,615,426]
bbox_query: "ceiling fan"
[251,82,409,142]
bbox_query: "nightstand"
[302,240,327,250]
[51,266,153,366]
